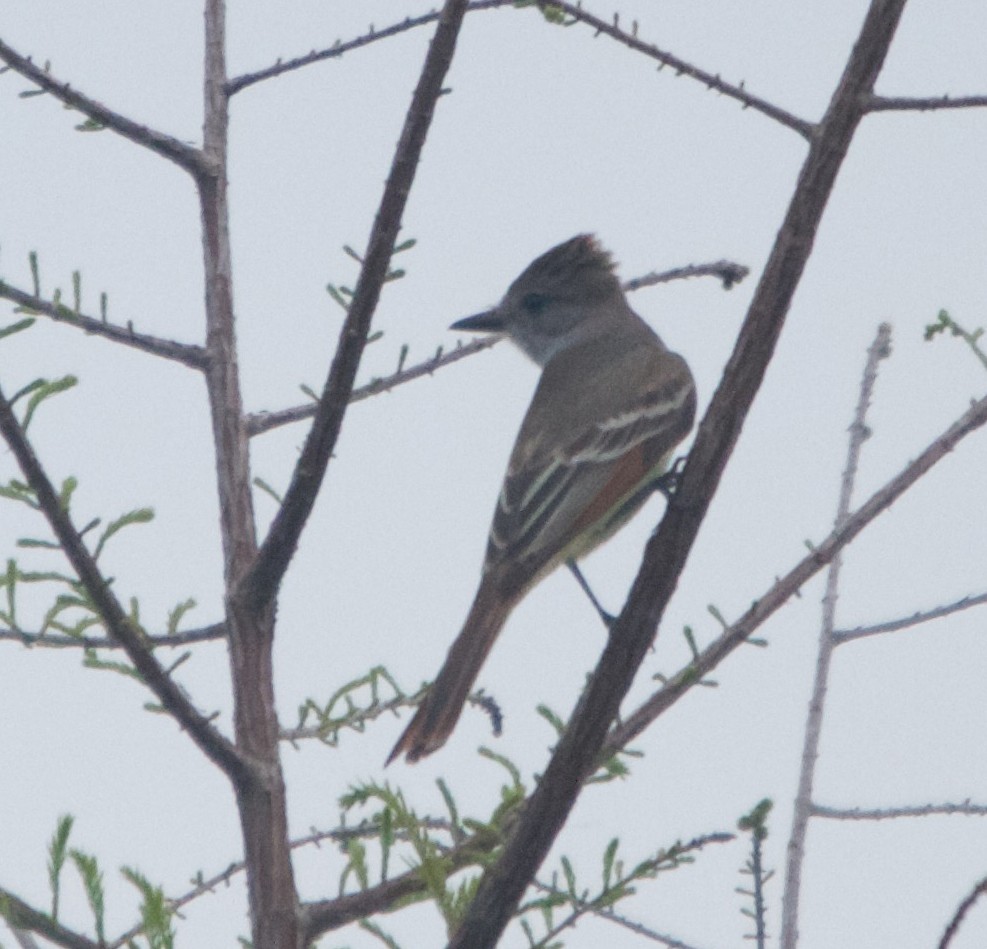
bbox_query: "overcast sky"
[2,2,987,947]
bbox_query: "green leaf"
[58,476,78,511]
[47,814,74,920]
[122,867,175,949]
[560,855,577,898]
[22,375,79,431]
[93,507,154,560]
[602,838,619,890]
[0,317,35,342]
[253,477,284,505]
[166,598,197,635]
[70,849,106,943]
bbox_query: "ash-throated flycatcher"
[388,235,696,764]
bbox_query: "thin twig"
[813,802,987,821]
[0,282,208,370]
[833,590,987,643]
[239,0,472,612]
[227,2,504,94]
[0,623,225,650]
[549,1,813,138]
[245,258,748,438]
[780,323,891,949]
[867,93,987,113]
[0,38,206,177]
[0,384,247,782]
[246,337,497,436]
[938,875,987,949]
[594,908,704,948]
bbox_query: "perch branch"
[449,5,911,945]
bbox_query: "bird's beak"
[450,308,506,333]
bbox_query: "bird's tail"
[387,579,515,764]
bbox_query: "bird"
[388,234,696,763]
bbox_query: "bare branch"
[622,259,750,292]
[228,1,812,137]
[0,384,247,782]
[938,875,987,949]
[449,6,912,944]
[813,802,987,821]
[0,281,208,370]
[780,322,891,948]
[0,622,225,650]
[228,2,504,95]
[0,37,206,177]
[246,258,747,438]
[246,337,497,437]
[550,1,813,138]
[594,909,705,948]
[833,590,987,643]
[0,885,101,949]
[239,0,473,613]
[867,92,987,113]
[607,387,987,755]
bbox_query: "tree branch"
[246,337,497,437]
[607,386,987,756]
[228,1,812,138]
[245,258,747,438]
[0,37,207,177]
[449,4,909,945]
[0,886,99,949]
[238,0,473,613]
[549,1,814,138]
[0,384,247,782]
[938,874,987,949]
[299,831,494,943]
[0,281,208,370]
[780,322,891,948]
[813,802,987,820]
[867,92,987,113]
[227,1,504,95]
[832,590,987,643]
[0,622,225,650]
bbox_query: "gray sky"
[2,1,987,946]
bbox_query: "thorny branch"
[0,37,206,176]
[832,590,987,643]
[780,323,892,947]
[0,281,208,370]
[227,1,813,135]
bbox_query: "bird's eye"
[520,292,549,315]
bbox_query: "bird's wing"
[486,353,695,574]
